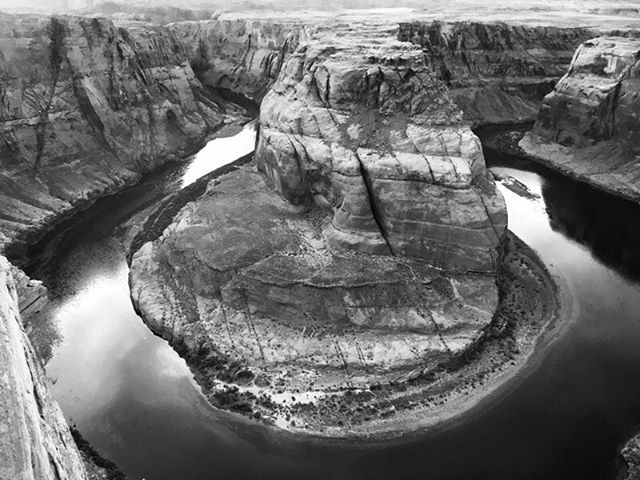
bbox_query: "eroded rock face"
[398,21,596,126]
[256,37,507,272]
[170,18,304,100]
[0,256,87,480]
[0,13,234,253]
[530,34,640,147]
[129,31,511,434]
[520,34,640,202]
[130,165,500,429]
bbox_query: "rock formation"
[0,256,87,480]
[0,13,242,255]
[257,35,507,271]
[398,21,596,125]
[129,31,513,433]
[170,18,304,101]
[520,34,640,202]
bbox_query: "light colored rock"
[256,34,507,272]
[0,256,87,480]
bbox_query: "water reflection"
[181,123,256,187]
[543,179,640,282]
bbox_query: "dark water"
[23,129,640,480]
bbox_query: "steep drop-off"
[520,33,640,202]
[0,13,242,255]
[170,18,304,101]
[0,256,87,480]
[398,21,596,126]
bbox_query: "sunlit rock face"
[170,18,304,100]
[0,256,87,480]
[520,34,640,202]
[0,13,228,252]
[256,36,507,272]
[398,21,595,126]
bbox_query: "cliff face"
[520,34,640,202]
[398,21,596,126]
[0,13,234,254]
[530,34,640,147]
[0,256,87,480]
[256,36,507,272]
[170,18,303,101]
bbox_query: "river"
[21,126,640,480]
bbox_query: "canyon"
[1,4,640,479]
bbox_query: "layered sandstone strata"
[256,36,507,271]
[0,256,87,480]
[0,13,237,254]
[398,21,596,125]
[520,34,640,202]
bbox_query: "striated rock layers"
[130,34,510,434]
[256,36,507,271]
[0,256,87,480]
[0,13,236,254]
[398,21,595,126]
[520,34,640,202]
[170,18,304,101]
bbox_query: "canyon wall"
[0,256,87,480]
[170,18,304,101]
[0,13,235,254]
[398,21,596,125]
[520,34,640,202]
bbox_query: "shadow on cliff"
[541,177,640,284]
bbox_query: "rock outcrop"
[398,21,596,125]
[257,35,507,271]
[0,13,242,255]
[170,18,304,101]
[520,34,640,202]
[129,30,512,434]
[0,256,87,480]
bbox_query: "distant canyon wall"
[170,18,305,101]
[398,21,596,126]
[520,33,640,202]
